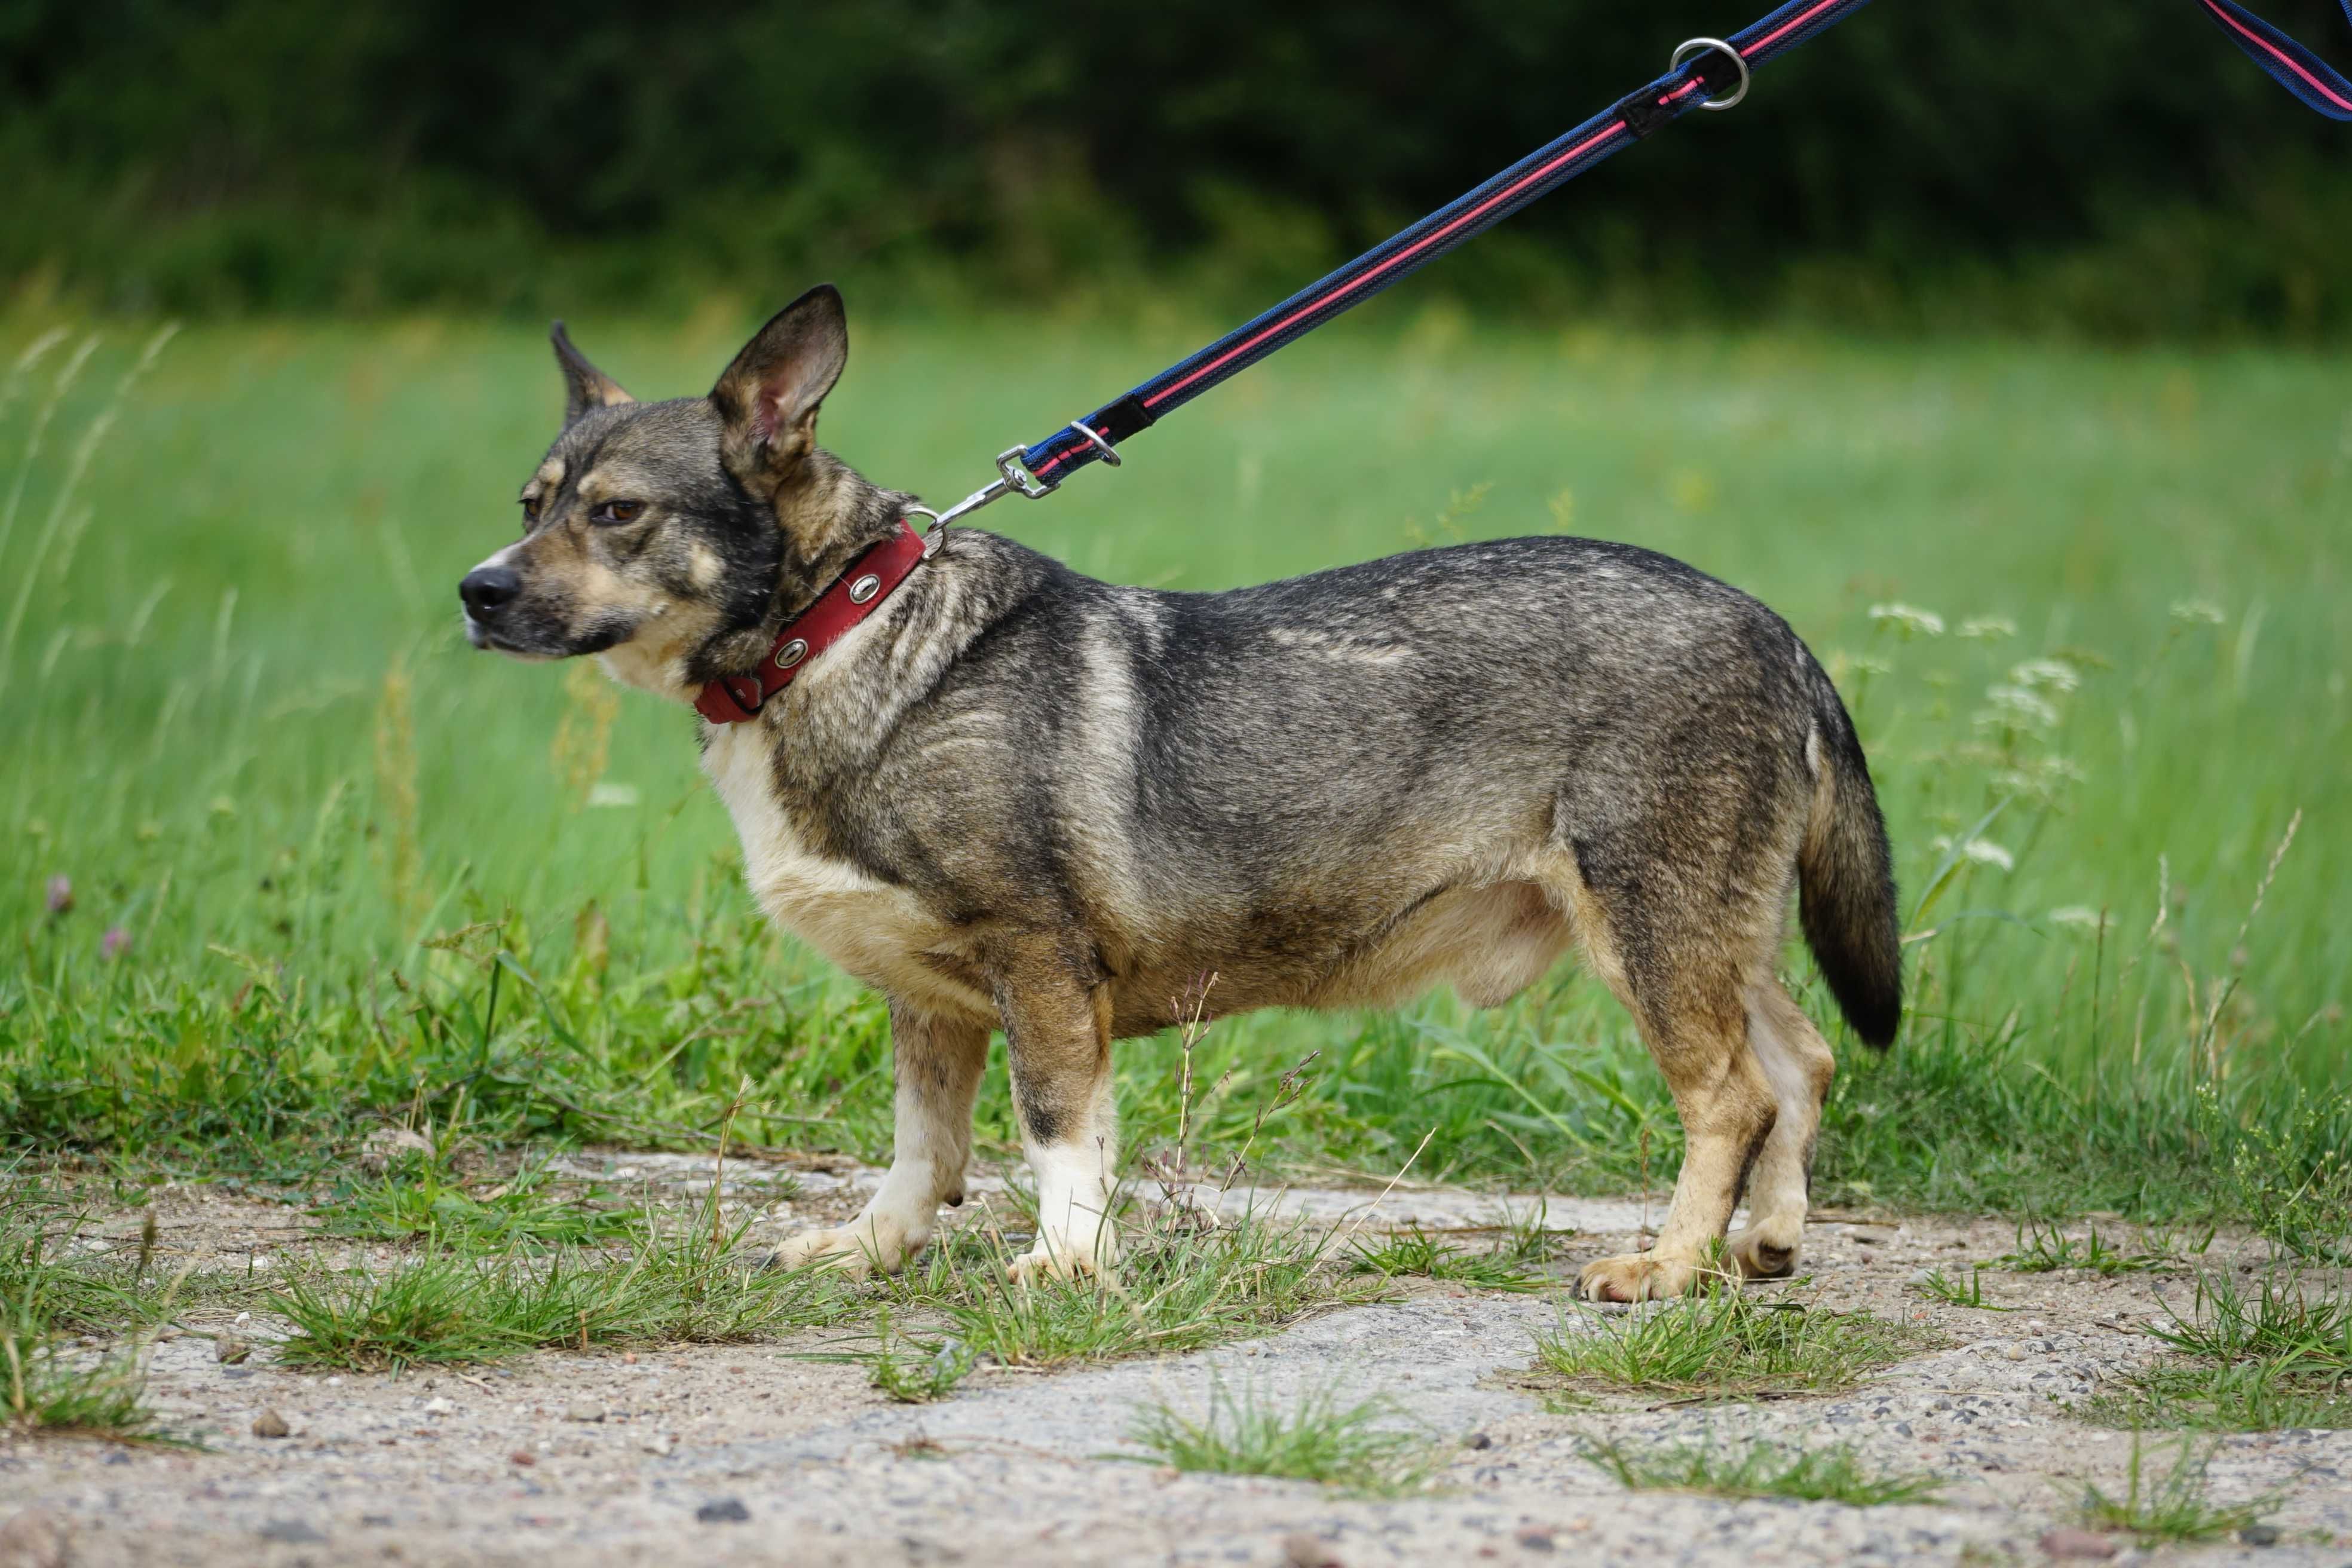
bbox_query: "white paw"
[1006,1231,1117,1286]
[767,1218,924,1279]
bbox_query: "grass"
[1912,1266,2012,1311]
[862,1314,976,1404]
[1531,1284,1934,1401]
[1348,1223,1548,1293]
[271,1218,841,1371]
[313,1148,642,1250]
[882,1210,1379,1373]
[1124,1381,1438,1497]
[0,314,2345,1239]
[1581,1434,1944,1506]
[1995,1221,2189,1276]
[2078,1435,2279,1543]
[2080,1267,2351,1432]
[2081,1359,2351,1433]
[2146,1268,2352,1368]
[3,1322,175,1443]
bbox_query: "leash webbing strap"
[1012,0,1879,493]
[2198,0,2352,119]
[1006,0,2349,495]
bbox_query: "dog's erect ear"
[710,284,847,492]
[552,322,634,424]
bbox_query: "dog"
[457,284,1901,1300]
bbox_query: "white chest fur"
[699,725,978,1012]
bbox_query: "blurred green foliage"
[4,1,2350,334]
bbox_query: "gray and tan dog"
[458,285,1901,1300]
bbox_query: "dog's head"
[458,283,883,696]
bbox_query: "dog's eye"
[592,500,646,525]
[519,497,542,531]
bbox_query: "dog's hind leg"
[769,1003,987,1279]
[1552,853,1780,1303]
[993,948,1122,1282]
[1726,978,1835,1279]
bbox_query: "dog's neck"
[597,449,912,708]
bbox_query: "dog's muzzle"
[459,565,520,650]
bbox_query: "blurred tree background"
[2,0,2347,336]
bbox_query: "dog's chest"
[699,727,972,1008]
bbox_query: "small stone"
[642,1434,674,1456]
[1282,1534,1343,1568]
[2037,1527,2118,1560]
[358,1125,436,1173]
[2237,1523,2280,1547]
[1464,1432,1494,1450]
[215,1336,250,1365]
[564,1404,604,1423]
[509,1450,536,1467]
[252,1409,290,1439]
[0,1507,69,1568]
[258,1520,326,1545]
[1515,1531,1557,1553]
[421,1396,455,1417]
[2003,1343,2028,1362]
[695,1498,749,1524]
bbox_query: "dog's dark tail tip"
[1798,664,1904,1050]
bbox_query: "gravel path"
[5,1165,2345,1567]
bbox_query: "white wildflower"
[1957,616,2017,641]
[1931,835,2016,872]
[1869,602,1946,638]
[2008,658,2080,694]
[587,782,640,808]
[2048,906,2110,932]
[1977,684,2060,733]
[2169,600,2225,626]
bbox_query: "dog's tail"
[1796,659,1903,1048]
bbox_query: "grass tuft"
[861,1313,976,1404]
[272,1220,842,1371]
[1912,1266,2013,1311]
[1581,1434,1944,1506]
[314,1150,641,1251]
[1995,1221,2185,1276]
[2,1321,176,1443]
[1125,1381,1437,1497]
[1532,1284,1933,1401]
[2081,1267,2352,1432]
[884,1211,1378,1372]
[1348,1224,1546,1293]
[2078,1435,2279,1543]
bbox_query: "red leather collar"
[694,519,933,725]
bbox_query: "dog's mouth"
[464,612,633,662]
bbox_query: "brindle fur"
[458,286,1902,1297]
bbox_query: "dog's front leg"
[993,956,1120,1283]
[770,1003,987,1279]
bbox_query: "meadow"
[0,301,2345,1239]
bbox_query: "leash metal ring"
[1065,420,1122,467]
[1670,37,1750,111]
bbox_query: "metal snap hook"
[1670,37,1750,111]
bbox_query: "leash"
[2201,0,2352,120]
[904,0,2351,529]
[700,0,2348,724]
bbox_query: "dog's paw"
[1576,1252,1698,1302]
[765,1221,920,1281]
[1728,1224,1802,1280]
[1006,1235,1115,1287]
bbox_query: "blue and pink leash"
[908,0,2351,532]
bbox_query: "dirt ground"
[5,1157,2347,1568]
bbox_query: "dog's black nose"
[460,566,520,617]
